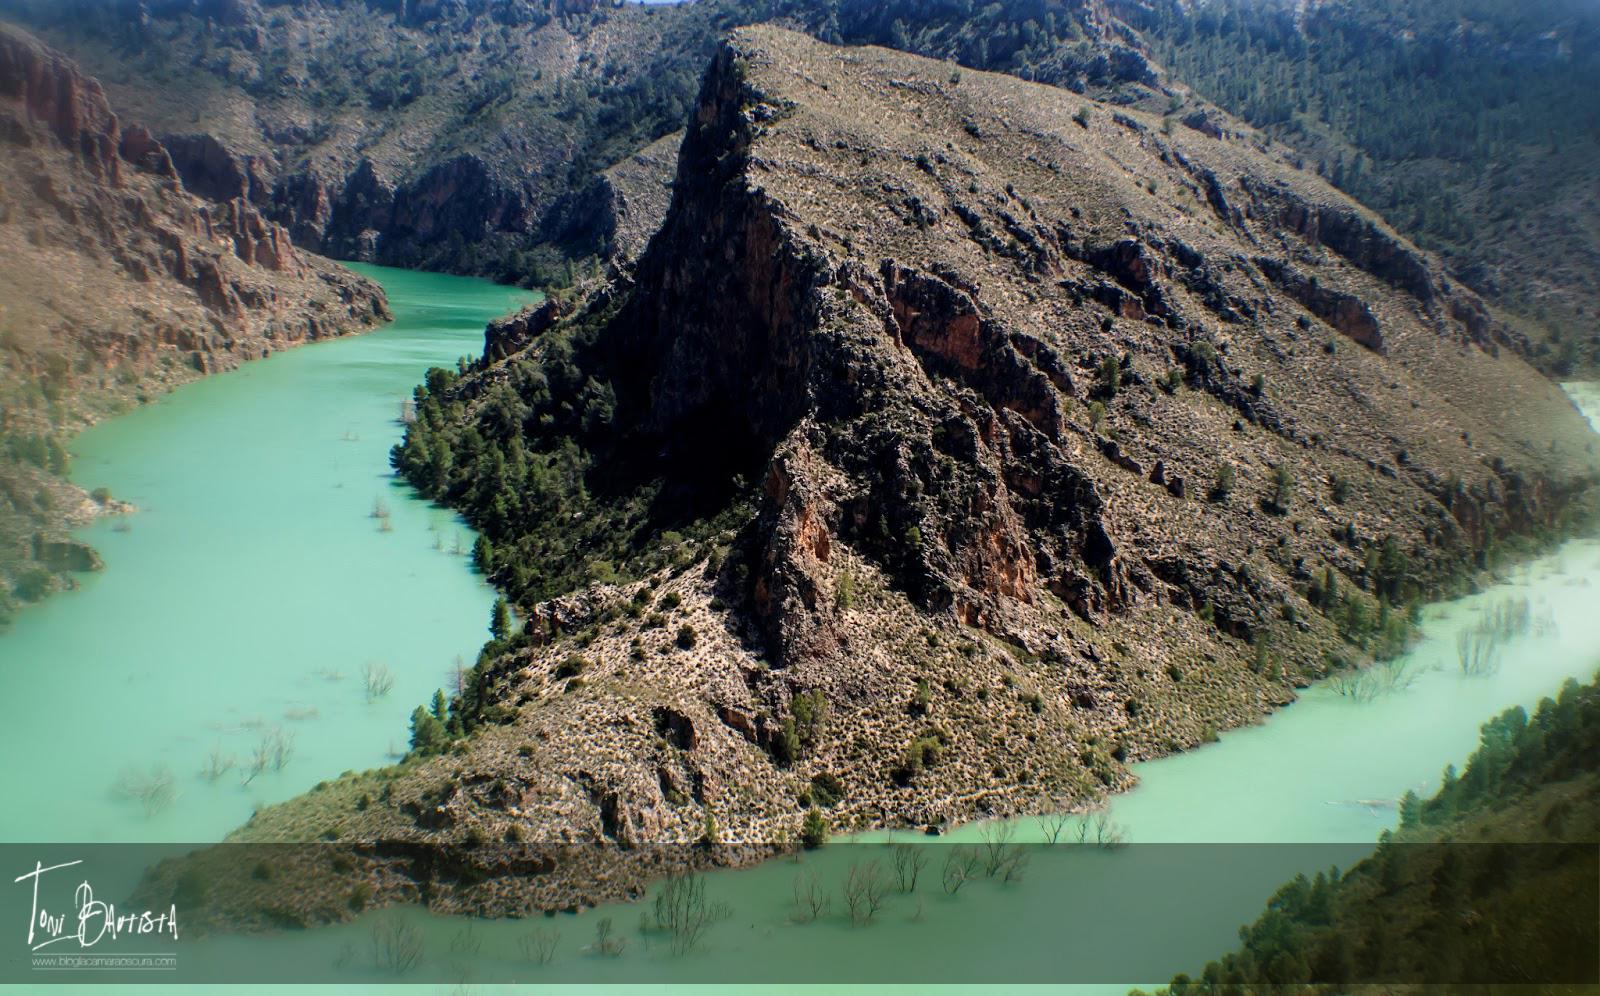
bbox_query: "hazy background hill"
[1116,0,1600,377]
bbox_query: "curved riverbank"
[0,265,532,844]
[46,520,1600,988]
[31,387,1593,988]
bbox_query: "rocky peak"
[597,26,1591,655]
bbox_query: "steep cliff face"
[229,28,1596,916]
[0,0,727,282]
[0,24,389,616]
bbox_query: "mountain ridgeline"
[4,0,1595,373]
[1118,0,1600,377]
[206,29,1600,917]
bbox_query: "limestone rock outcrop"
[0,24,389,610]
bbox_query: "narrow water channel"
[0,265,533,844]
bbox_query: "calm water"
[121,524,1600,990]
[0,265,1595,990]
[0,265,532,844]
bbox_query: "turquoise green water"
[0,264,532,844]
[92,528,1597,989]
[0,261,1595,991]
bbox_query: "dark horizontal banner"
[2,841,1593,985]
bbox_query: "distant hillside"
[0,0,768,283]
[5,0,1596,375]
[0,23,388,622]
[0,0,1170,289]
[1113,0,1600,376]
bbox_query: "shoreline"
[151,512,1600,929]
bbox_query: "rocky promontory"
[194,27,1600,924]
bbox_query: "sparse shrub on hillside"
[1267,464,1294,514]
[893,731,947,784]
[1096,354,1123,397]
[1210,462,1236,502]
[801,807,830,849]
[909,677,932,716]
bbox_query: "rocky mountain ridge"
[7,0,1593,379]
[214,28,1599,919]
[0,22,389,618]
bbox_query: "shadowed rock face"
[0,24,388,606]
[224,27,1598,920]
[609,27,1591,650]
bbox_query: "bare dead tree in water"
[651,873,730,955]
[200,744,235,782]
[113,763,176,817]
[592,917,626,958]
[977,822,1015,874]
[1036,811,1071,845]
[1092,809,1126,849]
[363,661,395,702]
[518,926,560,965]
[842,860,888,925]
[243,727,295,784]
[370,913,424,975]
[266,726,295,770]
[1457,629,1502,677]
[942,846,980,894]
[448,922,481,956]
[892,843,928,892]
[791,870,830,923]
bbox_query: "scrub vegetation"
[1144,671,1600,990]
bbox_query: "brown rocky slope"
[0,23,389,617]
[215,27,1597,920]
